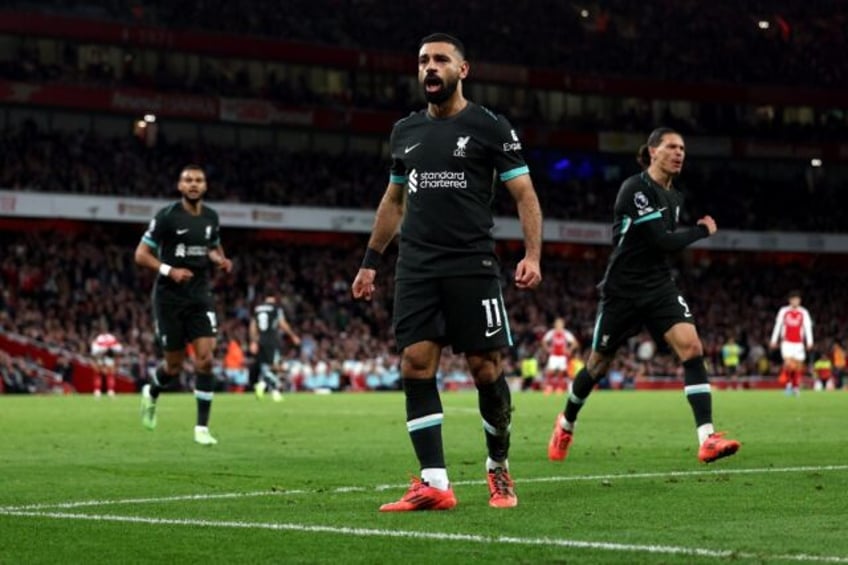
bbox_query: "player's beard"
[183,193,202,205]
[423,75,459,105]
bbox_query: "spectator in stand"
[54,355,75,394]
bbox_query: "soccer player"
[134,164,233,445]
[249,293,301,401]
[547,127,740,465]
[721,333,743,390]
[769,290,813,397]
[351,33,542,511]
[541,317,579,394]
[91,331,122,397]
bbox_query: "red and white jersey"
[91,333,123,356]
[543,329,577,356]
[770,306,813,348]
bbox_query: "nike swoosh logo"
[177,229,189,235]
[404,143,421,154]
[485,327,503,338]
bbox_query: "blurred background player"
[831,339,846,390]
[769,290,814,397]
[541,317,578,394]
[812,346,833,391]
[520,347,540,391]
[90,330,122,397]
[249,293,300,402]
[721,333,743,390]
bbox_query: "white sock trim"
[560,415,575,432]
[486,457,508,472]
[421,467,450,491]
[697,423,715,445]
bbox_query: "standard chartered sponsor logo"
[407,168,467,193]
[408,169,419,193]
[175,243,209,257]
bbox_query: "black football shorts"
[393,275,513,353]
[153,296,218,352]
[591,284,695,355]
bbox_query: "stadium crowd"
[4,0,846,88]
[2,26,846,140]
[1,228,845,394]
[1,1,846,393]
[2,123,845,233]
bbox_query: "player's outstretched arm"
[505,175,542,289]
[352,183,405,301]
[641,215,713,253]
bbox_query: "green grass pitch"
[1,389,846,564]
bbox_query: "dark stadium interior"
[1,0,846,393]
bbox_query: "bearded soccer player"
[135,164,233,445]
[547,128,740,465]
[769,290,814,396]
[352,33,543,511]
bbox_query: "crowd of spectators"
[3,122,845,233]
[2,227,845,394]
[1,2,847,140]
[4,0,846,88]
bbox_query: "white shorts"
[95,356,116,368]
[781,342,806,362]
[546,355,568,372]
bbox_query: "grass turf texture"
[1,389,846,564]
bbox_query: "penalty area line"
[2,464,846,512]
[1,510,847,564]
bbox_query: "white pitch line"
[2,464,846,512]
[2,510,847,564]
[384,463,848,491]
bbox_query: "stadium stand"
[1,227,845,393]
[1,1,845,392]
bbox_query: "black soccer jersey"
[141,201,221,302]
[253,303,284,349]
[599,172,709,297]
[388,102,529,279]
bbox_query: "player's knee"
[194,353,214,374]
[677,340,704,362]
[401,354,433,377]
[401,343,440,377]
[469,362,499,385]
[586,353,611,380]
[467,351,500,385]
